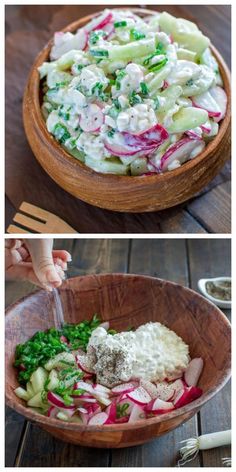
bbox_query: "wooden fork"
[7,202,77,234]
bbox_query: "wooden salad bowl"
[22,8,231,213]
[5,274,231,448]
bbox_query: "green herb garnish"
[116,403,129,418]
[185,78,194,86]
[115,70,126,90]
[89,49,109,57]
[91,81,104,96]
[89,30,107,45]
[129,91,142,106]
[53,123,71,144]
[148,57,168,73]
[114,20,127,28]
[143,43,164,66]
[107,128,116,138]
[130,29,146,41]
[140,82,149,96]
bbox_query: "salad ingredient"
[39,8,227,176]
[14,317,204,425]
[160,138,205,172]
[184,358,204,387]
[87,322,189,387]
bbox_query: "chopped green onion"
[115,70,126,90]
[153,97,160,110]
[185,78,194,86]
[89,30,107,45]
[116,402,129,418]
[89,49,109,57]
[130,29,146,41]
[107,128,115,138]
[91,81,103,96]
[113,98,121,110]
[129,91,142,106]
[140,82,149,96]
[114,20,127,28]
[53,123,71,144]
[148,57,168,72]
[143,43,164,66]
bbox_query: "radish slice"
[185,129,202,140]
[94,394,111,406]
[209,86,227,122]
[127,387,152,405]
[47,406,58,418]
[75,356,94,374]
[128,404,146,423]
[88,412,109,425]
[140,380,158,399]
[146,398,174,414]
[74,380,94,394]
[84,11,113,32]
[80,104,104,132]
[75,28,88,51]
[93,384,111,395]
[201,124,211,134]
[171,378,186,394]
[100,321,110,330]
[47,392,74,409]
[105,124,168,157]
[154,381,176,401]
[77,407,88,414]
[173,386,203,408]
[106,401,117,422]
[115,415,129,423]
[192,91,221,118]
[160,138,205,171]
[112,382,138,395]
[184,358,204,387]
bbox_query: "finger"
[24,239,61,288]
[53,257,67,271]
[6,263,63,291]
[5,239,22,249]
[52,250,72,262]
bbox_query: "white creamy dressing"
[87,322,189,387]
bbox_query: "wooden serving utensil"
[7,202,77,233]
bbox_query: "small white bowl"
[198,277,231,309]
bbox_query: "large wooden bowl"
[5,274,231,448]
[22,8,231,213]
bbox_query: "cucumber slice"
[108,37,156,61]
[47,369,60,391]
[44,352,76,371]
[47,69,71,89]
[158,85,183,117]
[85,156,129,175]
[181,65,215,96]
[26,381,35,398]
[14,387,30,402]
[57,50,79,70]
[27,392,46,408]
[130,157,148,175]
[67,147,85,162]
[159,12,209,55]
[168,107,208,133]
[30,367,48,394]
[177,48,197,62]
[149,63,172,94]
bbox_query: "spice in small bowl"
[198,277,231,309]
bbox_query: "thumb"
[23,239,62,289]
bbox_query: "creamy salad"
[38,9,227,176]
[14,317,203,425]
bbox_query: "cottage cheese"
[86,322,189,387]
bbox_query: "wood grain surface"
[5,5,231,233]
[5,239,231,466]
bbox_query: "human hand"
[5,239,72,291]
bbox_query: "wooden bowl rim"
[24,7,231,184]
[5,273,231,433]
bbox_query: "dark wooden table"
[5,5,231,234]
[5,238,231,467]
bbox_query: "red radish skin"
[127,387,152,405]
[185,130,202,140]
[106,401,117,422]
[184,358,204,387]
[115,415,129,423]
[88,412,109,425]
[173,386,203,408]
[47,406,58,418]
[47,392,75,409]
[192,99,221,118]
[209,86,227,122]
[160,138,204,171]
[85,11,113,32]
[201,124,211,134]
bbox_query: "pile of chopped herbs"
[14,314,102,384]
